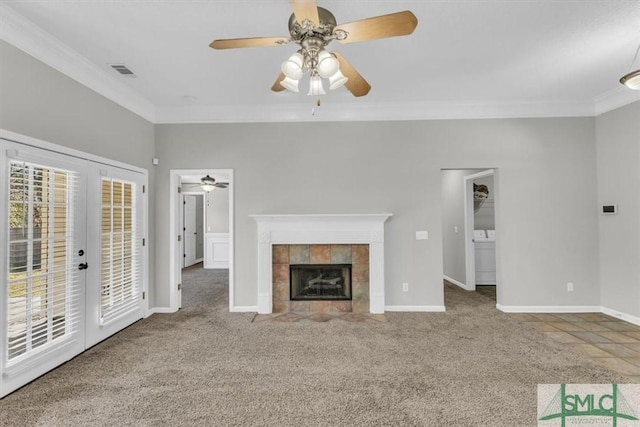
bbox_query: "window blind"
[99,178,140,324]
[7,162,81,361]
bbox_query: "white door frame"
[463,169,495,292]
[169,169,234,312]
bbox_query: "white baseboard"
[207,261,229,269]
[443,275,471,291]
[601,306,640,326]
[385,305,446,312]
[146,307,176,316]
[496,304,602,313]
[230,306,258,313]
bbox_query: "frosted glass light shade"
[201,175,216,192]
[316,51,339,78]
[280,76,300,92]
[308,75,326,96]
[281,52,304,80]
[620,69,640,90]
[328,69,348,90]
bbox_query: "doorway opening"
[441,168,499,306]
[169,169,233,311]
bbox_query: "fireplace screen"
[290,264,352,301]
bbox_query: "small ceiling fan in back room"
[200,175,228,192]
[209,0,418,97]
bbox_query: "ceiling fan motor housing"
[288,7,337,43]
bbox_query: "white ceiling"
[1,0,640,123]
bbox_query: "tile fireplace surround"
[250,214,392,314]
[273,244,368,313]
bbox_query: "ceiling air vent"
[109,64,135,77]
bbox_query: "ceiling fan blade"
[333,51,371,97]
[289,0,319,27]
[333,11,418,44]
[209,36,289,50]
[271,72,286,92]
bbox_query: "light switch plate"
[416,230,429,240]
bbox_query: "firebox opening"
[290,264,352,301]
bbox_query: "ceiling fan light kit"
[329,69,348,90]
[308,74,326,96]
[280,76,300,92]
[200,175,228,192]
[209,0,418,98]
[281,52,305,80]
[315,50,340,78]
[620,69,640,90]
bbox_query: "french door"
[85,164,144,348]
[1,138,146,397]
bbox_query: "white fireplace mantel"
[250,214,392,314]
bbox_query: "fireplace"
[290,264,352,301]
[271,244,367,313]
[250,213,392,314]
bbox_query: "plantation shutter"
[6,160,82,362]
[99,177,141,324]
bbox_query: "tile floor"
[510,312,640,382]
[477,285,640,381]
[252,312,388,323]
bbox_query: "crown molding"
[593,86,640,116]
[155,100,600,124]
[0,3,156,123]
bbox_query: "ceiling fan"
[209,0,418,97]
[201,175,228,192]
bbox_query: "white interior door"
[183,195,197,268]
[1,140,87,397]
[85,164,145,348]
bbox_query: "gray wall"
[206,187,229,233]
[596,101,640,317]
[155,118,601,309]
[0,41,157,303]
[441,169,483,284]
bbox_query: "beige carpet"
[0,267,627,426]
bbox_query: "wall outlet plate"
[415,231,429,240]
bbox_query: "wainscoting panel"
[205,233,229,269]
